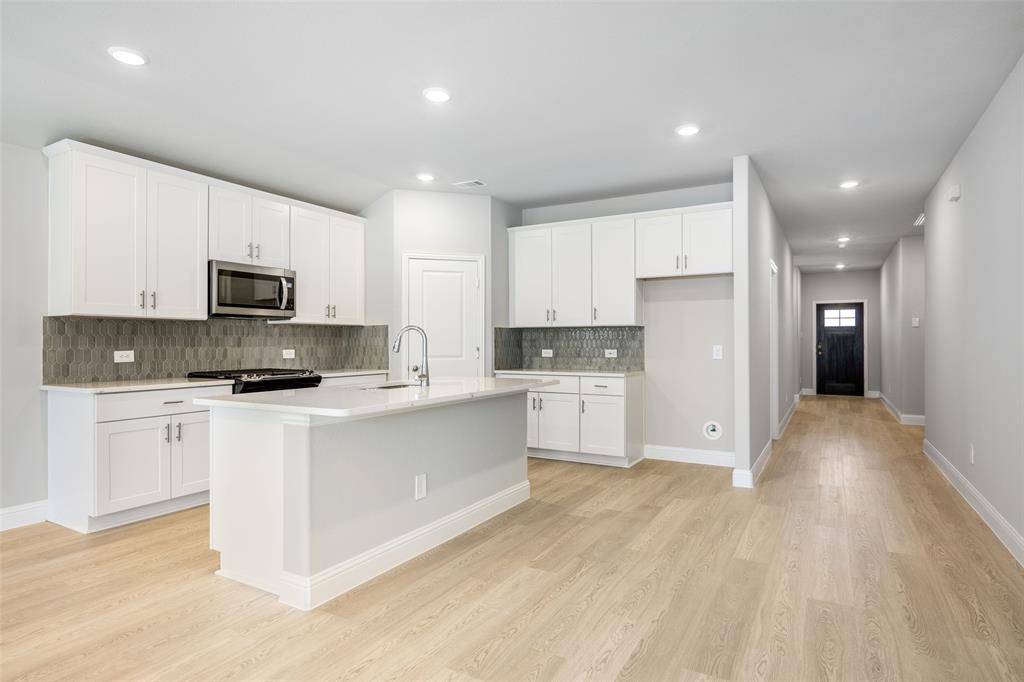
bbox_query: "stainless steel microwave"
[209,261,296,319]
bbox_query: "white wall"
[799,270,883,395]
[880,236,926,418]
[520,183,733,225]
[924,53,1023,550]
[1,142,49,508]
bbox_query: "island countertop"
[194,376,554,421]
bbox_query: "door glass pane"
[840,318,856,326]
[824,310,840,319]
[840,308,856,318]
[824,318,839,327]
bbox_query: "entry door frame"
[811,298,868,397]
[769,260,779,439]
[401,251,487,380]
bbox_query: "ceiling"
[3,2,1023,271]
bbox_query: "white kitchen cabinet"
[526,392,540,448]
[209,186,253,263]
[537,392,580,452]
[146,170,209,319]
[580,394,625,457]
[550,224,592,326]
[328,215,366,325]
[591,218,640,325]
[683,208,733,276]
[95,415,172,516]
[252,197,291,268]
[510,228,552,327]
[635,214,683,278]
[171,412,210,498]
[289,206,333,323]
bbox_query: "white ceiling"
[3,2,1023,270]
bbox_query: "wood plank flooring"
[3,396,1024,681]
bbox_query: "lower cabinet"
[580,394,625,457]
[171,412,210,498]
[534,392,580,452]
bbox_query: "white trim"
[49,492,209,534]
[769,259,780,440]
[400,252,487,381]
[922,439,1024,567]
[733,440,773,488]
[276,481,531,610]
[881,393,925,426]
[811,298,869,397]
[866,390,881,399]
[509,200,734,231]
[777,399,796,438]
[1,500,48,531]
[801,387,817,396]
[644,444,734,468]
[528,449,642,469]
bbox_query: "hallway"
[2,398,1023,681]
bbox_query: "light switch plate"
[712,345,724,360]
[282,349,296,359]
[113,350,134,363]
[911,317,920,328]
[604,349,618,358]
[541,349,553,358]
[414,473,427,500]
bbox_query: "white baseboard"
[733,440,773,489]
[527,449,640,468]
[777,399,796,438]
[0,499,48,531]
[277,480,531,610]
[644,445,734,468]
[881,393,926,426]
[922,439,1024,567]
[866,390,881,399]
[801,388,816,396]
[794,393,801,403]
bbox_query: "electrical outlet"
[113,350,134,363]
[414,473,427,500]
[604,349,618,358]
[282,349,296,359]
[712,345,724,360]
[969,443,975,465]
[541,349,554,358]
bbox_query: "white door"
[95,416,172,515]
[510,229,552,327]
[550,224,592,327]
[329,216,366,325]
[537,392,580,452]
[252,197,290,268]
[208,187,253,264]
[70,152,147,317]
[146,171,208,320]
[289,206,332,323]
[171,412,210,497]
[580,394,625,457]
[591,218,636,325]
[526,392,539,448]
[683,208,733,275]
[635,214,682,278]
[406,256,483,378]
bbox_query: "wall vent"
[452,179,487,190]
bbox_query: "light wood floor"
[3,397,1024,681]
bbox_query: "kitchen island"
[194,376,552,610]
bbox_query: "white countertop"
[494,369,643,378]
[195,377,555,421]
[41,369,388,394]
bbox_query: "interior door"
[329,216,365,325]
[146,170,208,319]
[816,303,865,396]
[252,197,290,268]
[537,392,580,451]
[550,224,592,326]
[511,229,552,326]
[683,208,733,275]
[406,256,483,378]
[289,207,331,323]
[208,186,252,263]
[95,416,172,515]
[591,218,636,325]
[171,412,210,497]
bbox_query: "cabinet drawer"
[320,373,387,388]
[497,373,579,394]
[580,377,624,396]
[96,385,232,422]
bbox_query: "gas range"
[187,368,322,394]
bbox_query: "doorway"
[402,253,485,379]
[814,302,865,396]
[769,260,779,438]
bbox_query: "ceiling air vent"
[452,179,487,190]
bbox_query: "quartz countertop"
[194,377,555,421]
[493,369,643,378]
[41,369,388,394]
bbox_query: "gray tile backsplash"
[494,326,644,372]
[43,317,389,384]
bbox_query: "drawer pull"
[162,400,184,405]
[592,384,608,388]
[581,399,586,413]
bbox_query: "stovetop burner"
[188,368,322,393]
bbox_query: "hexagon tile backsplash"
[42,317,389,383]
[494,326,644,372]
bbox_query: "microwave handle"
[279,277,289,310]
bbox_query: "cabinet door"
[146,171,209,320]
[635,214,682,278]
[510,229,552,327]
[537,392,580,452]
[591,218,636,325]
[95,416,172,515]
[526,392,539,448]
[550,224,592,327]
[171,412,209,497]
[329,216,366,325]
[580,394,625,457]
[70,152,147,316]
[683,208,733,275]
[252,197,291,268]
[289,207,332,323]
[208,186,253,263]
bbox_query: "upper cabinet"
[146,171,209,319]
[635,214,682,278]
[209,188,291,268]
[550,224,592,326]
[592,218,639,325]
[635,205,733,278]
[252,197,291,268]
[510,229,552,327]
[328,215,366,325]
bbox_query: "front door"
[406,256,484,378]
[816,302,864,396]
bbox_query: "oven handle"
[279,277,289,310]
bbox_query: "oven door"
[209,261,296,318]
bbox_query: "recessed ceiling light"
[835,263,846,270]
[837,236,851,243]
[839,180,860,190]
[422,87,451,104]
[415,172,435,182]
[675,123,701,137]
[107,46,148,66]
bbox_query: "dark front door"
[816,302,864,396]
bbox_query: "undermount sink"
[361,381,421,390]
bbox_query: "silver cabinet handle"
[162,400,184,405]
[325,304,330,317]
[538,397,543,410]
[532,396,536,411]
[255,243,261,260]
[139,290,146,308]
[581,399,586,413]
[546,309,550,322]
[151,291,157,309]
[552,309,557,322]
[684,254,688,270]
[593,307,598,321]
[247,242,253,259]
[164,423,171,443]
[175,422,182,442]
[593,384,608,388]
[331,305,337,318]
[675,255,680,270]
